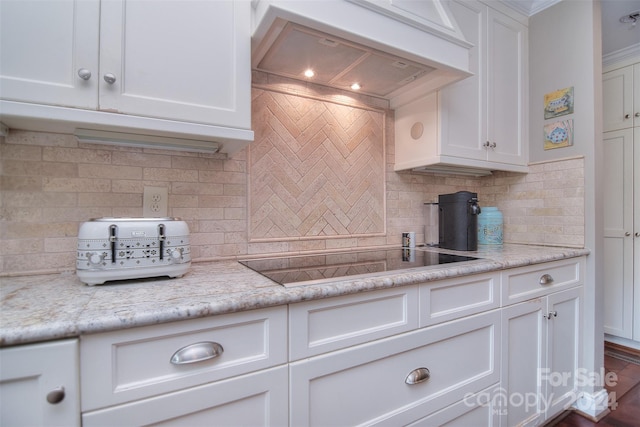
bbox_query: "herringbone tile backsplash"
[249,89,385,241]
[0,72,585,276]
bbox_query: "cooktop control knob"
[88,252,104,266]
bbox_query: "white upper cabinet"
[394,0,528,175]
[0,0,100,109]
[98,0,250,128]
[603,63,640,132]
[0,0,253,153]
[485,7,527,165]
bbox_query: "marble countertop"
[0,244,589,347]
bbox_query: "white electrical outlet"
[143,186,168,217]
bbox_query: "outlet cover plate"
[143,186,168,217]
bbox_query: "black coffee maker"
[438,191,481,251]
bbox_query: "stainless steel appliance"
[76,218,191,285]
[438,191,481,251]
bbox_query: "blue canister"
[478,207,503,245]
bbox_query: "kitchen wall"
[529,0,603,414]
[0,73,584,276]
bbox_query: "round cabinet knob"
[625,114,631,119]
[46,387,65,404]
[103,73,117,84]
[635,232,640,237]
[77,68,92,80]
[635,112,640,118]
[625,232,631,237]
[88,252,104,266]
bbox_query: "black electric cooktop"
[240,248,479,287]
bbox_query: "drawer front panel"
[405,384,501,427]
[289,286,419,360]
[502,258,584,305]
[290,310,500,426]
[420,272,500,327]
[82,365,288,427]
[81,306,287,411]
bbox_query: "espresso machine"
[438,191,481,251]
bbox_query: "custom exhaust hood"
[251,0,473,108]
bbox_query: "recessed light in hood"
[256,23,436,98]
[251,0,472,108]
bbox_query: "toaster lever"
[158,224,166,260]
[109,224,117,263]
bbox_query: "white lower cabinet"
[409,384,501,427]
[1,257,586,426]
[501,284,582,426]
[290,310,501,426]
[80,306,288,426]
[0,339,80,427]
[82,365,288,426]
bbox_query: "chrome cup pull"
[539,274,554,285]
[405,367,430,385]
[170,341,223,365]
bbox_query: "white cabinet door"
[634,126,640,341]
[485,7,527,165]
[544,287,582,420]
[438,0,485,161]
[290,310,501,426]
[635,64,640,128]
[502,285,582,426]
[603,65,634,132]
[0,339,80,427]
[82,365,288,427]
[99,0,251,128]
[603,129,634,338]
[0,0,99,109]
[394,1,527,173]
[501,298,546,427]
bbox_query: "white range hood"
[251,0,473,108]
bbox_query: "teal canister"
[477,207,503,245]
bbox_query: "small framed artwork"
[544,87,574,119]
[544,119,573,150]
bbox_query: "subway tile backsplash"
[0,83,584,276]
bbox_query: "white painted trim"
[603,43,640,70]
[604,334,640,351]
[573,388,611,420]
[497,0,561,17]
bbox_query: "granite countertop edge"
[0,244,590,347]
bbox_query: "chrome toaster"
[76,217,191,285]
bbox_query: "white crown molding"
[498,0,563,17]
[603,42,640,70]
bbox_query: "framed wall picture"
[544,87,574,119]
[544,119,574,150]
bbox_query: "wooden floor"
[550,343,640,427]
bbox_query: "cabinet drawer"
[290,310,501,426]
[82,365,288,427]
[502,258,584,306]
[289,286,419,360]
[80,306,287,411]
[419,272,500,327]
[406,384,501,427]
